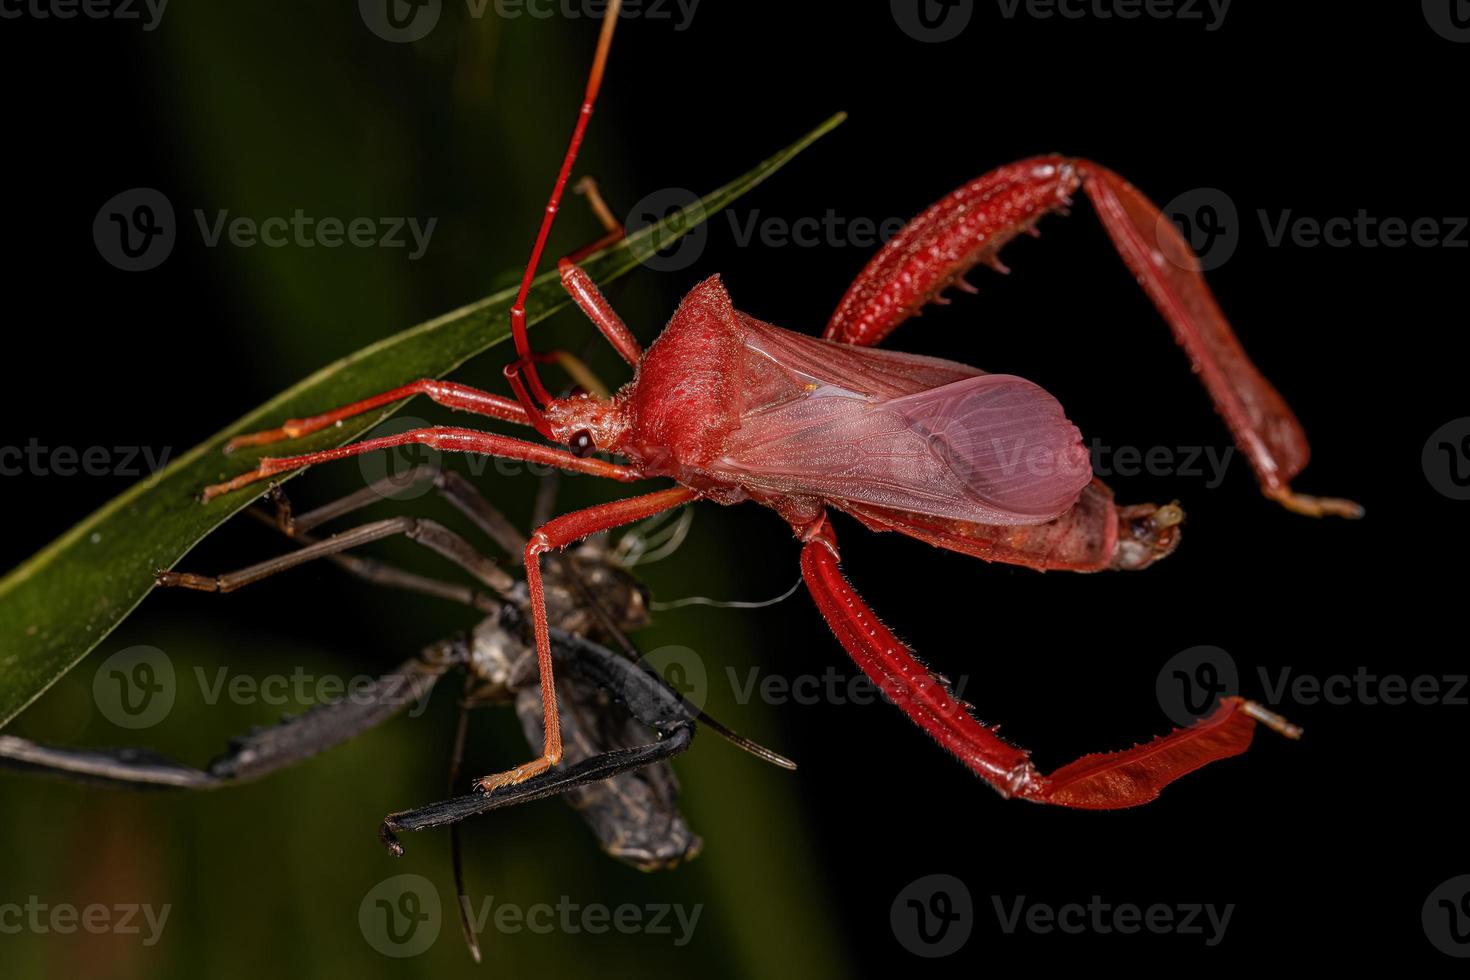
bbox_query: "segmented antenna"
[504,0,625,436]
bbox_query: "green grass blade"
[0,112,846,729]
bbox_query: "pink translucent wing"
[715,373,1092,525]
[738,314,982,399]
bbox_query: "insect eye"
[570,429,596,457]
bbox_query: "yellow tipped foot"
[1242,700,1304,740]
[1268,487,1364,520]
[1151,501,1185,529]
[200,460,287,503]
[472,754,557,794]
[225,427,296,454]
[154,569,221,591]
[225,414,338,453]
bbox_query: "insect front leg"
[472,487,699,794]
[824,156,1361,519]
[797,512,1293,808]
[379,622,697,854]
[199,426,642,502]
[224,380,535,453]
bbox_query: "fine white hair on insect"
[651,578,803,612]
[614,506,694,567]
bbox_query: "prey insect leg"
[0,642,461,789]
[379,623,695,854]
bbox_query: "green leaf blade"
[0,113,845,728]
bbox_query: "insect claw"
[378,822,406,856]
[1241,700,1304,740]
[1152,502,1185,529]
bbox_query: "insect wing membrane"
[717,373,1091,525]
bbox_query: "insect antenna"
[504,0,625,431]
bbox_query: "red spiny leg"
[825,156,1361,519]
[224,380,531,453]
[474,486,698,794]
[200,426,643,502]
[799,513,1287,808]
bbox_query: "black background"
[1,1,1464,974]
